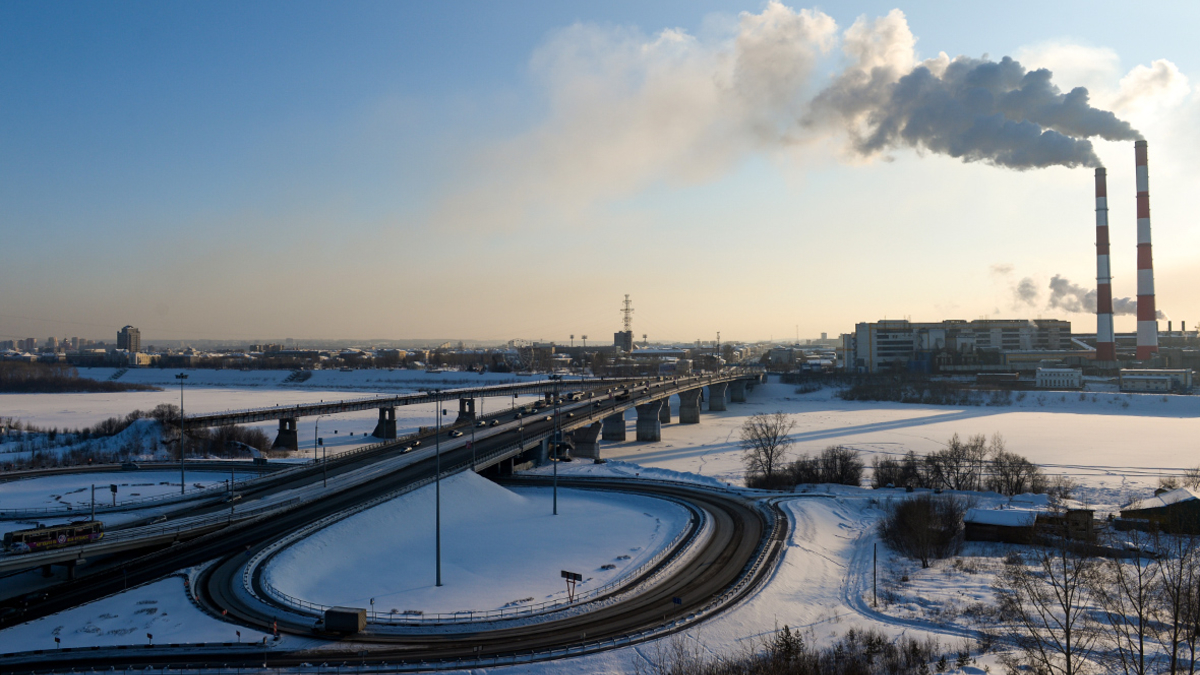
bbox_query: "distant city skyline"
[4,1,1199,343]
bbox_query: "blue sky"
[3,1,1199,343]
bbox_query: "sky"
[2,1,1198,345]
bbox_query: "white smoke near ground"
[1046,274,1167,319]
[434,3,1150,230]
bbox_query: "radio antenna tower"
[621,294,634,333]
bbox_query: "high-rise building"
[0,340,15,351]
[118,325,141,353]
[46,337,58,351]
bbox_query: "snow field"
[598,381,1198,513]
[0,575,271,651]
[0,470,244,511]
[263,471,691,615]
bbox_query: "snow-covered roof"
[1126,487,1200,511]
[964,508,1038,527]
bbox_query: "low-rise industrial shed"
[1120,487,1200,534]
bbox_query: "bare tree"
[740,411,795,485]
[1154,533,1200,674]
[1090,529,1161,675]
[996,529,1099,675]
[926,433,989,491]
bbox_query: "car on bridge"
[449,430,464,438]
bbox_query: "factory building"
[842,319,1072,373]
[1119,368,1193,393]
[1036,366,1083,390]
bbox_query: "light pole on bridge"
[175,373,188,495]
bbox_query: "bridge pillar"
[42,564,52,578]
[272,417,299,451]
[730,380,747,403]
[571,422,602,460]
[65,559,78,580]
[537,437,550,465]
[678,389,702,424]
[658,397,671,424]
[708,383,728,412]
[602,413,626,442]
[635,400,663,442]
[455,398,476,424]
[371,407,397,439]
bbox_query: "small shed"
[1120,487,1200,534]
[964,508,1038,544]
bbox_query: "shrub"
[879,494,966,568]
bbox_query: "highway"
[0,371,775,671]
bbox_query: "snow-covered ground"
[0,470,244,511]
[0,575,271,651]
[263,471,691,615]
[1,375,1194,670]
[598,381,1200,514]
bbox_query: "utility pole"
[90,484,95,521]
[715,333,720,373]
[175,373,188,494]
[873,542,877,608]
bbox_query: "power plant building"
[843,319,1072,373]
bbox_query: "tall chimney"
[1134,141,1159,360]
[1094,168,1116,361]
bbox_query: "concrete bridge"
[176,377,647,450]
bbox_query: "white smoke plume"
[1013,277,1040,307]
[1046,274,1167,319]
[437,4,1148,229]
[808,38,1142,169]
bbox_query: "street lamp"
[435,393,446,587]
[550,375,562,516]
[315,414,330,487]
[175,373,188,495]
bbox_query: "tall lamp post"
[550,375,562,516]
[435,393,445,587]
[175,373,188,495]
[315,415,329,487]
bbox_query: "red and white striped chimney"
[1134,140,1159,360]
[1094,168,1116,361]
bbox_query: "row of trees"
[740,412,864,490]
[872,433,1064,497]
[0,362,157,393]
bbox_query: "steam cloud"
[1044,274,1167,319]
[809,36,1142,169]
[441,4,1149,231]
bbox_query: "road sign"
[560,570,582,582]
[672,597,683,605]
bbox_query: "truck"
[323,606,367,634]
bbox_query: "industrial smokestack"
[1094,168,1116,361]
[1134,141,1159,360]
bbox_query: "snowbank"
[263,471,690,615]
